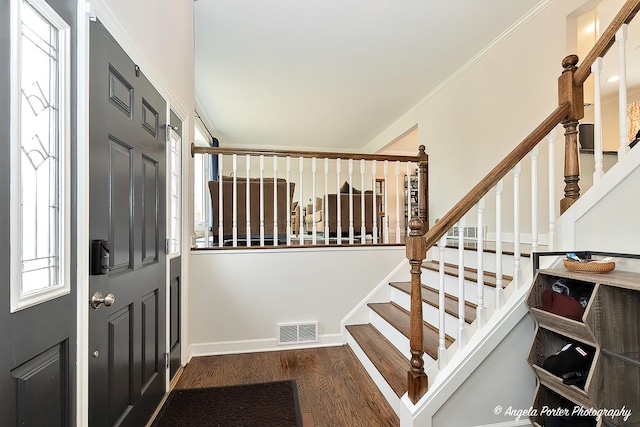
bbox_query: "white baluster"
[547,132,556,251]
[324,158,330,240]
[286,156,291,245]
[592,57,604,182]
[299,157,304,245]
[513,162,522,288]
[273,156,278,246]
[384,161,389,244]
[395,161,401,243]
[336,159,342,241]
[495,180,504,309]
[476,197,486,328]
[217,154,223,247]
[438,235,448,369]
[617,25,630,158]
[246,155,251,247]
[348,159,354,244]
[360,159,366,244]
[259,155,265,247]
[202,154,211,248]
[312,157,317,245]
[372,160,378,244]
[530,146,539,253]
[232,154,238,247]
[406,162,412,237]
[457,218,466,348]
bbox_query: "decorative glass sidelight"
[168,129,181,255]
[11,0,70,311]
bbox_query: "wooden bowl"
[563,259,615,273]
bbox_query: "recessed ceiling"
[194,1,545,151]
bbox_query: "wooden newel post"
[558,54,584,214]
[406,217,428,403]
[417,145,429,234]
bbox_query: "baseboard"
[190,333,343,357]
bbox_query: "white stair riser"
[428,247,530,277]
[420,268,498,305]
[391,288,460,337]
[369,310,435,367]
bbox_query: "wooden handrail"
[574,0,640,85]
[191,143,420,163]
[422,103,570,250]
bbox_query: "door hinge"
[165,352,170,369]
[165,239,170,254]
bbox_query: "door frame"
[77,2,191,425]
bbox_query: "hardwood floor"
[174,345,399,427]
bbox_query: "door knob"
[91,291,115,309]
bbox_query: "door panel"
[0,0,76,424]
[89,19,166,427]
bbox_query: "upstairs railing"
[191,145,428,248]
[405,0,640,404]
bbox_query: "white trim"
[190,333,343,357]
[76,3,91,426]
[363,0,555,153]
[190,245,405,256]
[10,0,72,312]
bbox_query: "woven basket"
[563,259,615,273]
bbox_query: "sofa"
[304,182,382,237]
[208,177,295,244]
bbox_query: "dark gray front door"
[89,19,167,427]
[0,0,77,425]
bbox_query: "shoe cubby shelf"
[526,268,640,426]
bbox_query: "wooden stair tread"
[368,302,454,360]
[421,261,512,288]
[346,324,408,398]
[389,281,476,324]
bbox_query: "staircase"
[345,242,532,416]
[341,3,640,424]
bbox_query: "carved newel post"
[558,54,584,213]
[406,217,428,403]
[417,145,429,234]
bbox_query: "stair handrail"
[407,0,640,404]
[574,0,640,86]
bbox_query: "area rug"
[151,380,303,427]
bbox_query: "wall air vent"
[447,226,487,240]
[277,321,318,345]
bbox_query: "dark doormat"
[150,380,303,427]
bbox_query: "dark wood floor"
[173,345,399,427]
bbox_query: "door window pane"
[168,129,181,255]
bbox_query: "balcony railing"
[191,145,428,248]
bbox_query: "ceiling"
[193,1,549,151]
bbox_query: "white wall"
[556,144,640,253]
[188,247,405,355]
[432,315,536,427]
[362,0,600,240]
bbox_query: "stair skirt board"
[390,287,460,338]
[468,421,531,427]
[346,333,403,416]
